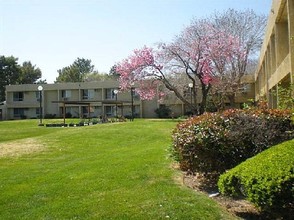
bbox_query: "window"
[105,89,116,100]
[13,108,25,117]
[105,106,114,116]
[35,91,41,101]
[82,89,94,99]
[243,84,251,92]
[13,92,24,101]
[61,90,71,99]
[82,106,88,114]
[36,107,43,118]
[36,107,40,115]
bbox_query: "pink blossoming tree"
[116,10,265,115]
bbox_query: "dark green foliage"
[0,56,42,102]
[55,57,95,83]
[172,108,293,174]
[44,113,56,119]
[155,105,171,118]
[18,61,42,84]
[109,64,120,77]
[0,56,21,101]
[65,112,72,118]
[20,114,27,119]
[276,83,294,110]
[218,139,294,217]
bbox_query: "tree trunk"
[227,94,236,108]
[199,84,211,115]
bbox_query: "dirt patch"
[0,138,45,158]
[183,173,262,219]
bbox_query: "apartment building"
[2,80,161,120]
[255,0,294,107]
[1,77,255,120]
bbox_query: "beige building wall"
[255,0,294,107]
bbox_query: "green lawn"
[0,119,236,219]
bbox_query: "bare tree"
[210,9,267,108]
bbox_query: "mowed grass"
[0,119,236,219]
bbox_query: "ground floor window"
[13,108,25,118]
[105,106,115,117]
[36,107,40,116]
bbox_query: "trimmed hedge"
[218,139,294,216]
[172,108,293,174]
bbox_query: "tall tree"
[109,65,120,78]
[0,56,21,102]
[0,56,43,102]
[55,58,95,83]
[209,9,267,108]
[84,71,113,82]
[18,61,42,84]
[73,57,94,75]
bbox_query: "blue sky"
[0,0,272,83]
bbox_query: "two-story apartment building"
[1,77,255,120]
[255,0,294,107]
[2,80,161,120]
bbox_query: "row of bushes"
[45,121,97,127]
[171,108,293,174]
[218,139,294,217]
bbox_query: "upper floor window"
[82,89,94,100]
[35,91,41,101]
[105,89,116,100]
[243,84,251,92]
[13,92,24,101]
[61,90,71,99]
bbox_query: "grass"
[0,119,237,219]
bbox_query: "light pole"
[188,83,193,110]
[38,85,43,125]
[131,87,134,121]
[113,89,118,117]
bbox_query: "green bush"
[218,139,294,216]
[172,108,293,174]
[155,105,171,118]
[44,113,56,119]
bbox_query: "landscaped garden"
[171,104,294,219]
[0,119,237,220]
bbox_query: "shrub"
[218,139,294,217]
[65,112,72,118]
[155,105,171,118]
[171,108,293,174]
[20,114,27,119]
[44,114,56,119]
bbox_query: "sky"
[0,0,272,83]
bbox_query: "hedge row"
[172,108,293,174]
[218,139,294,216]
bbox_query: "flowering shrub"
[172,108,293,174]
